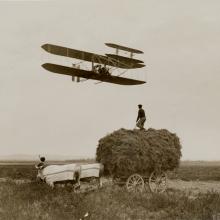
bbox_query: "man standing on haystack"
[136,104,146,130]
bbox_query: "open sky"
[0,0,220,160]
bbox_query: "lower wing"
[42,63,146,86]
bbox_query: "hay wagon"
[112,170,167,193]
[96,128,181,193]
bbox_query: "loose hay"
[96,128,182,177]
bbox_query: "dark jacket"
[137,108,145,121]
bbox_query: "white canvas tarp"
[39,164,80,185]
[80,163,102,178]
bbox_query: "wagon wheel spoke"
[127,186,135,191]
[160,177,166,183]
[150,174,157,182]
[158,173,167,193]
[159,181,166,186]
[136,180,144,186]
[126,174,144,193]
[149,171,167,193]
[127,183,135,188]
[132,176,138,183]
[127,184,134,189]
[127,183,137,192]
[135,178,142,183]
[136,181,143,185]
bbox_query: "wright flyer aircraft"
[41,43,146,86]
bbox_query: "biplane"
[41,43,146,85]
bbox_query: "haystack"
[96,128,181,177]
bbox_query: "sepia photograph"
[0,0,220,219]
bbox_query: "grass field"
[169,161,220,181]
[1,162,220,220]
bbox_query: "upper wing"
[41,44,144,69]
[42,63,146,85]
[42,44,107,64]
[105,43,143,54]
[105,54,144,64]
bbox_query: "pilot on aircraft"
[94,65,109,75]
[94,64,111,76]
[100,66,106,74]
[101,66,110,75]
[94,64,101,73]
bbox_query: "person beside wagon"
[35,156,46,170]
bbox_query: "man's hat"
[40,157,45,162]
[138,104,142,107]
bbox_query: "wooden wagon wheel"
[149,171,167,193]
[126,173,145,192]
